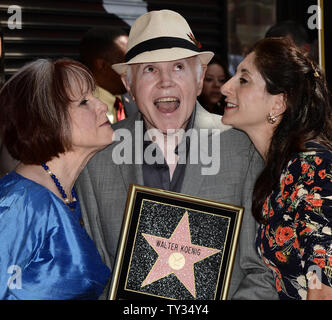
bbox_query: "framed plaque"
[109,184,243,300]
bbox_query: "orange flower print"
[319,169,326,179]
[269,208,274,217]
[280,177,285,194]
[329,256,332,266]
[275,226,294,246]
[315,248,326,255]
[282,226,294,241]
[276,251,287,262]
[291,189,298,202]
[263,197,269,216]
[265,224,270,235]
[285,174,294,185]
[282,191,289,199]
[315,157,322,165]
[293,238,299,249]
[311,198,323,207]
[277,197,284,207]
[308,170,315,177]
[305,194,312,201]
[313,258,325,268]
[276,277,282,292]
[281,176,285,187]
[271,266,282,279]
[269,237,274,248]
[299,227,312,236]
[301,163,310,174]
[305,194,323,207]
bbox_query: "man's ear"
[121,74,130,92]
[197,64,207,96]
[121,74,135,100]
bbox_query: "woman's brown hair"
[0,58,95,164]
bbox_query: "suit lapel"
[181,159,205,196]
[119,163,143,190]
[180,104,208,196]
[117,113,144,190]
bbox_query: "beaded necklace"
[41,163,77,210]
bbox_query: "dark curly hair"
[250,37,332,223]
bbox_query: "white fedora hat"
[112,10,214,75]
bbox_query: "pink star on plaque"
[141,211,221,298]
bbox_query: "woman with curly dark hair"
[221,37,332,300]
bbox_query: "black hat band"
[125,36,201,62]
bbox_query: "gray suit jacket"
[121,92,138,117]
[75,102,278,300]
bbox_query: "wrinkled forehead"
[133,56,198,71]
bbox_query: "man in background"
[265,20,312,55]
[79,26,137,123]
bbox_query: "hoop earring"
[267,112,277,124]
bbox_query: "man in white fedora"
[75,9,277,300]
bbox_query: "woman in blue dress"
[0,58,113,299]
[221,37,332,299]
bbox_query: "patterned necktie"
[114,97,126,121]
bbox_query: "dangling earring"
[267,112,277,124]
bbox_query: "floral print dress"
[256,142,332,299]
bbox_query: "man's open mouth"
[154,97,180,113]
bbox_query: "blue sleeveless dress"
[0,171,110,300]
